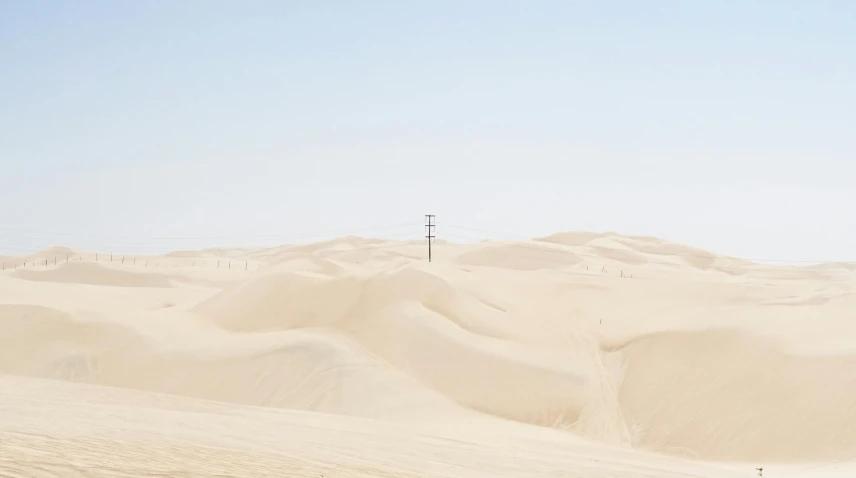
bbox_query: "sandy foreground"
[1,232,855,477]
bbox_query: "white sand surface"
[1,233,854,477]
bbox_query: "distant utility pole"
[425,214,436,262]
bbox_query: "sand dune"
[194,264,627,440]
[536,231,757,273]
[456,242,584,270]
[0,304,465,419]
[12,261,175,287]
[2,232,855,477]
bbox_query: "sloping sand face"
[0,304,463,421]
[1,232,854,477]
[617,328,856,462]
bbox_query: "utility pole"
[425,214,435,262]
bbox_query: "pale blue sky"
[1,1,854,260]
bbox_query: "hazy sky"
[1,1,854,260]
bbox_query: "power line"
[5,219,847,266]
[425,215,436,262]
[3,220,854,282]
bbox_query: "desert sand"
[1,232,855,477]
